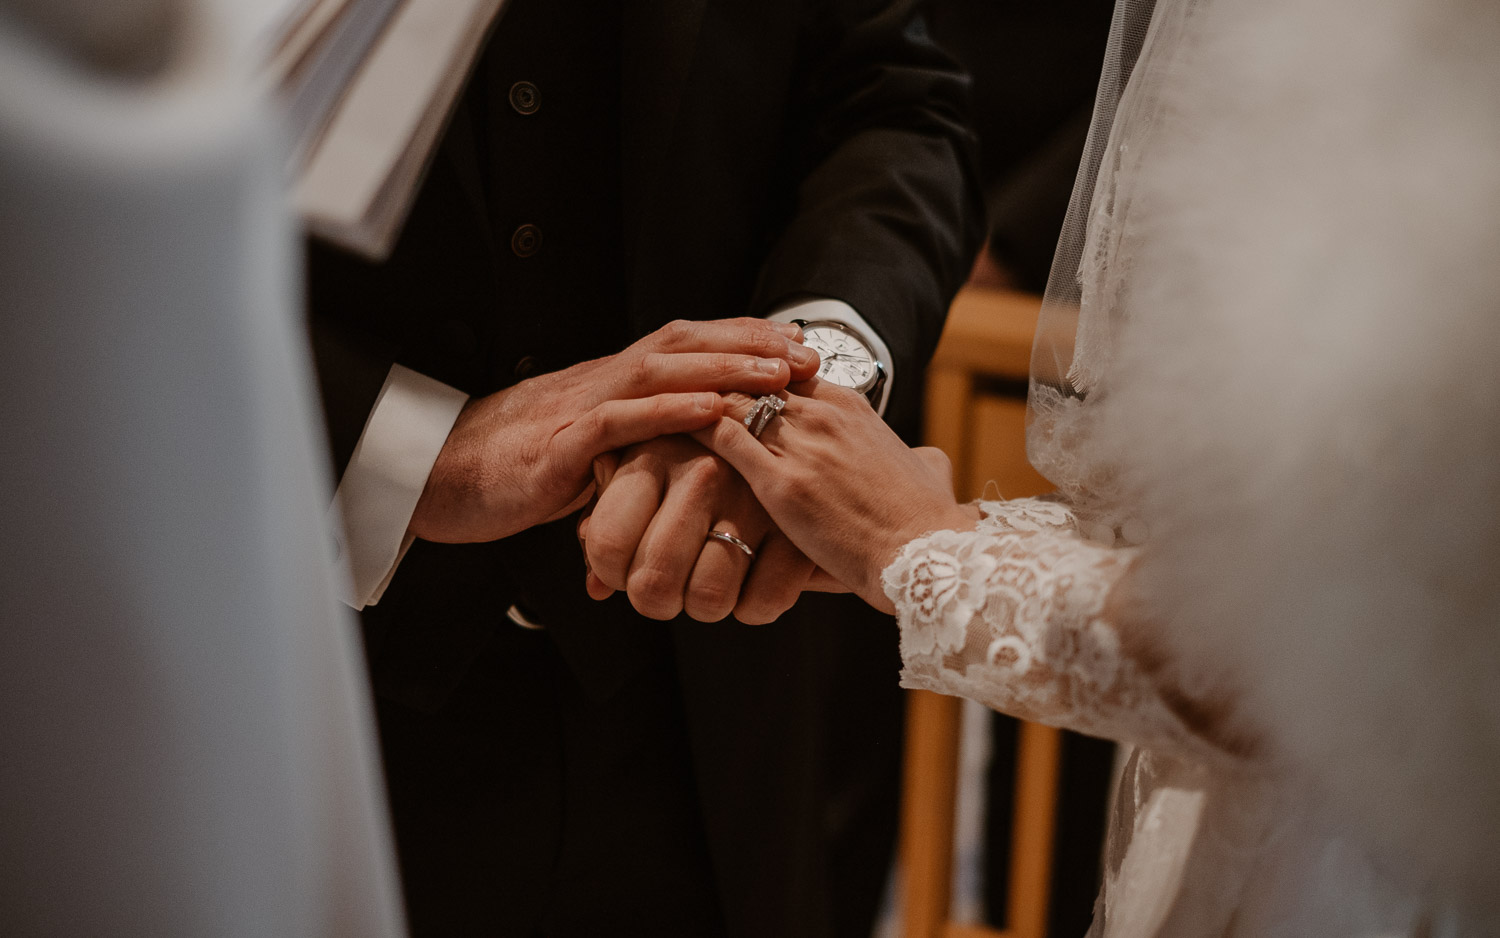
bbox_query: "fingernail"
[789,343,818,366]
[696,392,719,410]
[771,322,802,339]
[756,358,784,375]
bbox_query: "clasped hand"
[408,318,819,544]
[581,377,972,624]
[693,380,975,614]
[579,435,828,623]
[409,315,968,624]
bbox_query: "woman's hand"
[693,379,978,612]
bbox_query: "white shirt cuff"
[766,298,894,417]
[328,364,468,609]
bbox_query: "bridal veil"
[1027,0,1500,931]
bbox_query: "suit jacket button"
[509,81,540,115]
[511,223,541,257]
[513,355,539,379]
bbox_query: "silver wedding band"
[744,394,786,439]
[707,529,755,559]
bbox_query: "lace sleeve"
[885,498,1216,760]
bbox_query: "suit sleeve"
[308,296,468,610]
[307,309,404,480]
[751,0,985,427]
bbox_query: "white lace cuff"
[884,497,1207,758]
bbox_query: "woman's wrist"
[950,501,984,531]
[862,500,982,607]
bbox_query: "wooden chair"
[900,287,1061,938]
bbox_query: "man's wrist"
[328,365,468,609]
[765,298,894,417]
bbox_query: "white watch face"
[802,322,877,391]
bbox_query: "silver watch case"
[792,318,886,406]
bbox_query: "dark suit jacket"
[307,1,982,934]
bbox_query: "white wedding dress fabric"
[887,0,1500,934]
[0,4,404,935]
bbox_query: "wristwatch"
[793,318,886,406]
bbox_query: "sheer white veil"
[1029,0,1500,929]
[1025,0,1163,536]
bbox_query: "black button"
[511,224,541,257]
[513,355,539,379]
[509,81,540,115]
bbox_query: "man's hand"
[581,435,817,624]
[408,318,819,544]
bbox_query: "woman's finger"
[689,415,780,484]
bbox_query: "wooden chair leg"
[900,689,964,938]
[1008,722,1061,938]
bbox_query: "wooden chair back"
[901,288,1061,938]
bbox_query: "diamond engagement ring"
[707,530,755,558]
[744,394,786,439]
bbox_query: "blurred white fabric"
[1012,0,1500,933]
[0,3,405,935]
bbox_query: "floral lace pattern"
[885,498,1207,758]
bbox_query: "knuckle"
[920,446,954,476]
[764,475,794,506]
[677,462,713,492]
[679,453,727,491]
[740,328,782,358]
[585,527,634,579]
[817,401,846,430]
[626,565,683,619]
[574,408,607,443]
[687,450,726,480]
[658,319,693,349]
[783,471,818,503]
[715,354,750,382]
[798,402,829,432]
[618,443,663,474]
[722,391,756,420]
[628,351,658,386]
[685,580,738,621]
